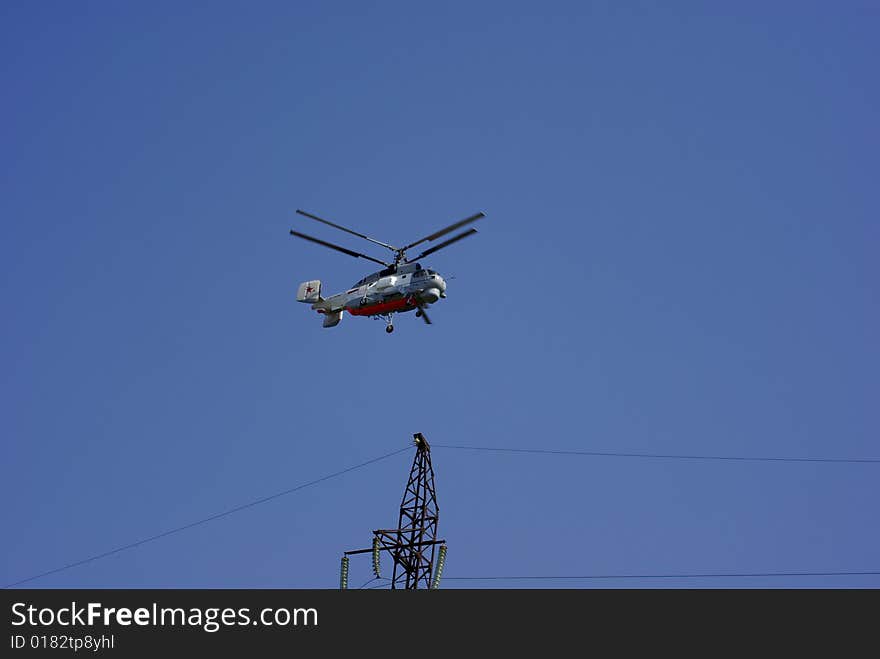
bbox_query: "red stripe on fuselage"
[347,297,415,316]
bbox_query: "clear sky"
[2,1,878,589]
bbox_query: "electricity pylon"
[341,432,447,589]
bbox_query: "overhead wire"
[20,569,880,588]
[444,570,880,582]
[432,444,880,464]
[432,444,879,584]
[3,445,412,589]
[359,577,391,589]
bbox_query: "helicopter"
[290,209,486,333]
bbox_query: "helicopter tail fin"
[321,309,344,328]
[296,280,322,303]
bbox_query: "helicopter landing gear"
[383,312,395,334]
[415,309,422,317]
[386,324,394,333]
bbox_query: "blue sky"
[2,1,877,589]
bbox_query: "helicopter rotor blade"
[401,212,485,252]
[406,228,478,262]
[289,230,391,267]
[416,302,432,325]
[296,209,398,252]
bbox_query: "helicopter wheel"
[415,309,422,317]
[386,324,394,334]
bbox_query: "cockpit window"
[353,272,381,287]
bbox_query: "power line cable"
[433,444,880,464]
[4,445,412,589]
[444,570,880,582]
[360,577,390,590]
[21,569,880,588]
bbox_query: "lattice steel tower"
[341,432,447,589]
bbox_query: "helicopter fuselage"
[304,262,446,328]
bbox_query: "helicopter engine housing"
[420,287,441,304]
